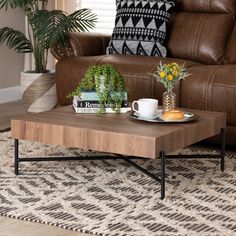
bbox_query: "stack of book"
[73,91,131,113]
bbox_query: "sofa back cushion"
[175,0,236,14]
[167,0,235,65]
[224,23,236,64]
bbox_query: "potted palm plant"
[0,0,96,112]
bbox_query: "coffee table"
[11,106,226,199]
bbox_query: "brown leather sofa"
[52,0,236,146]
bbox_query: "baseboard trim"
[0,86,22,104]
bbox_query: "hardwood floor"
[0,100,91,236]
[0,100,26,131]
[0,216,90,236]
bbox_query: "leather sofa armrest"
[51,44,74,60]
[181,65,236,126]
[51,32,111,60]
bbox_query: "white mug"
[132,98,158,118]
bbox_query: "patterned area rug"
[0,131,236,236]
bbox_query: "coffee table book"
[73,100,128,108]
[73,104,131,113]
[73,91,128,113]
[75,91,128,101]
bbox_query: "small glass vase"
[162,90,176,112]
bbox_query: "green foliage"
[0,0,97,73]
[0,27,32,52]
[68,64,127,114]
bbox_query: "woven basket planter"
[21,71,57,113]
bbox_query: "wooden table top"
[11,106,226,158]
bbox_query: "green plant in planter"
[68,64,127,114]
[0,0,97,73]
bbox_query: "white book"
[73,104,131,114]
[73,91,128,101]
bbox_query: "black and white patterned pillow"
[106,0,176,57]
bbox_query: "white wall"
[0,7,25,103]
[55,0,77,12]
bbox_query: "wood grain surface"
[11,106,226,158]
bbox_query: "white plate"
[131,111,197,123]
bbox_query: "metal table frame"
[14,128,225,199]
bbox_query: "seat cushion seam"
[204,67,218,110]
[196,14,207,59]
[214,83,236,89]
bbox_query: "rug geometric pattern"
[0,132,236,236]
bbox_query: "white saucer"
[133,111,161,120]
[131,111,197,123]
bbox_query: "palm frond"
[31,9,97,48]
[0,0,44,10]
[68,8,97,32]
[0,0,32,9]
[0,27,32,52]
[0,2,97,72]
[0,0,18,9]
[30,10,71,49]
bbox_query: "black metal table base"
[14,128,225,199]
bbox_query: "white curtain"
[80,0,116,34]
[55,0,116,33]
[55,0,77,12]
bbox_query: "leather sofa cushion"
[167,12,234,65]
[224,23,236,64]
[56,54,199,106]
[176,0,236,14]
[225,126,236,146]
[181,65,236,126]
[69,32,110,56]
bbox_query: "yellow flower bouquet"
[152,62,190,92]
[151,62,190,111]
